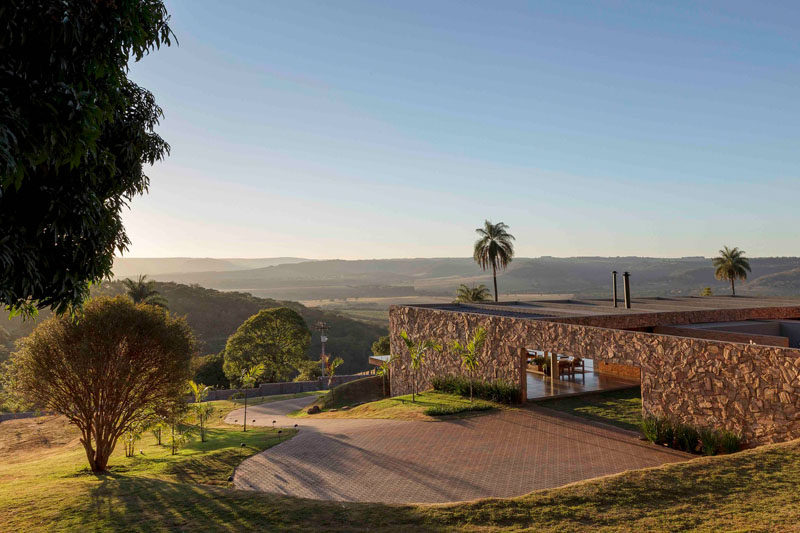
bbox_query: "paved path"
[228,396,688,504]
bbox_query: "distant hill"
[112,257,309,278]
[1,281,385,376]
[135,256,800,301]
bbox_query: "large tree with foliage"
[0,1,173,315]
[712,246,751,296]
[8,296,193,472]
[223,308,311,384]
[473,220,515,302]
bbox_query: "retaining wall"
[203,374,365,402]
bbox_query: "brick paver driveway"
[227,396,687,504]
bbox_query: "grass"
[0,398,296,532]
[1,409,800,531]
[534,387,643,432]
[291,391,501,421]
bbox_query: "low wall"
[204,374,364,402]
[389,305,800,446]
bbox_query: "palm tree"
[450,327,487,402]
[712,246,751,296]
[123,274,168,308]
[400,331,442,402]
[454,284,491,303]
[473,220,515,302]
[239,363,265,432]
[326,356,344,405]
[188,380,214,442]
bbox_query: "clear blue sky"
[125,0,800,259]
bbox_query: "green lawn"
[534,387,643,432]
[291,391,500,421]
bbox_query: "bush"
[431,375,519,404]
[674,423,700,453]
[699,428,719,456]
[719,430,743,454]
[424,403,493,417]
[641,415,742,456]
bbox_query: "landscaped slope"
[1,411,798,532]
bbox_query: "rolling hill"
[115,256,800,301]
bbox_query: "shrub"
[424,403,492,417]
[431,375,519,404]
[699,428,720,456]
[718,430,742,454]
[674,423,700,453]
[642,415,741,456]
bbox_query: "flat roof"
[407,295,800,320]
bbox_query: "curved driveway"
[227,396,687,504]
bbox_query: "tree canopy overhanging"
[0,0,173,315]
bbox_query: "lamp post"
[315,321,329,377]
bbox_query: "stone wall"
[203,374,366,402]
[389,305,800,446]
[596,361,641,380]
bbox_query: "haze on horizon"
[125,1,800,260]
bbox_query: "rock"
[341,406,350,411]
[307,405,321,414]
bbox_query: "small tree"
[188,380,214,443]
[375,355,396,397]
[454,284,491,303]
[450,327,487,402]
[326,357,344,405]
[239,363,265,432]
[400,331,442,402]
[166,402,193,456]
[371,335,391,356]
[9,296,194,472]
[123,275,168,308]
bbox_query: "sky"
[125,0,800,259]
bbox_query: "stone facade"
[389,304,800,446]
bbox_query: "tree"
[400,331,442,403]
[454,284,491,303]
[191,352,229,389]
[326,357,344,405]
[712,246,751,296]
[375,355,396,397]
[473,220,515,302]
[222,308,311,384]
[1,1,173,316]
[8,296,193,472]
[123,275,168,308]
[238,363,265,433]
[450,327,487,402]
[294,359,323,382]
[188,380,213,443]
[371,335,391,356]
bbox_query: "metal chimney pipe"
[623,271,631,309]
[612,271,618,307]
